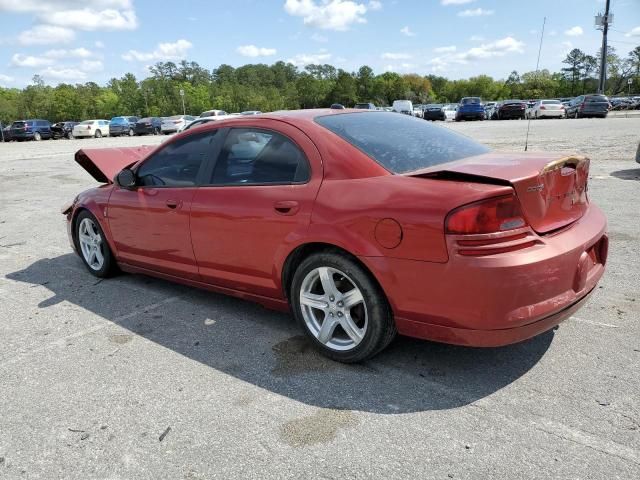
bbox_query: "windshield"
[315,112,489,174]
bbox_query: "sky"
[0,0,639,87]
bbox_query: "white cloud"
[0,73,14,84]
[564,26,583,37]
[458,36,524,60]
[284,0,371,31]
[441,0,474,5]
[368,1,382,10]
[400,26,415,37]
[434,45,457,53]
[0,1,138,31]
[122,39,193,62]
[18,25,75,45]
[286,51,332,66]
[311,32,328,42]
[11,53,55,67]
[95,40,105,48]
[381,52,411,60]
[626,26,640,37]
[80,59,104,72]
[236,45,277,57]
[458,8,493,17]
[39,66,87,81]
[44,48,93,59]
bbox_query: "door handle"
[274,200,299,215]
[166,199,180,209]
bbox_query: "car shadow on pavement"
[7,254,554,414]
[610,168,640,181]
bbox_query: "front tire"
[75,211,116,278]
[290,252,396,363]
[128,128,134,136]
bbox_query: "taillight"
[540,106,546,110]
[446,195,527,235]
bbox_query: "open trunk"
[409,152,589,234]
[75,146,156,183]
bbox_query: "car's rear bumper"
[11,132,35,139]
[361,204,607,347]
[72,131,94,137]
[135,127,155,134]
[161,127,178,133]
[499,110,525,118]
[538,110,564,117]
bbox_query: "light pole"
[596,0,612,94]
[179,89,186,115]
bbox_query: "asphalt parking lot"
[1,118,639,479]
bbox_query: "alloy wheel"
[299,266,368,351]
[78,218,105,271]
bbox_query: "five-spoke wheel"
[75,211,115,277]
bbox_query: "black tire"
[34,131,42,141]
[153,127,160,135]
[94,130,102,138]
[74,210,117,278]
[128,128,134,136]
[290,251,396,363]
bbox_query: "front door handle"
[274,200,299,215]
[166,199,180,209]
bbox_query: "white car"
[161,115,196,134]
[392,100,413,115]
[200,109,229,118]
[528,99,566,119]
[72,120,110,138]
[442,104,457,121]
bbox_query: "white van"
[392,100,413,115]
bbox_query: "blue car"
[9,119,52,141]
[109,116,139,137]
[455,97,485,121]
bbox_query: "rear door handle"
[166,199,180,209]
[274,200,299,215]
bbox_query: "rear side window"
[137,131,217,187]
[210,128,310,185]
[316,112,489,174]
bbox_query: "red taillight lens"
[540,106,546,110]
[446,195,527,235]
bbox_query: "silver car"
[161,115,196,134]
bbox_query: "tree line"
[0,45,638,124]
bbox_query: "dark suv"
[134,117,162,135]
[110,116,139,136]
[566,94,610,119]
[10,119,52,141]
[51,121,78,139]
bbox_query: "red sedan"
[64,110,607,362]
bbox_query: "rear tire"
[290,251,396,363]
[94,130,102,138]
[34,131,41,141]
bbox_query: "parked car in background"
[392,100,413,115]
[528,99,565,119]
[180,117,217,132]
[566,94,610,119]
[51,121,79,139]
[484,102,497,118]
[66,109,607,362]
[161,115,196,134]
[1,121,12,142]
[455,97,484,121]
[134,117,162,135]
[240,111,262,115]
[422,104,446,121]
[73,120,110,138]
[354,103,376,110]
[442,104,457,121]
[200,109,229,118]
[10,119,52,141]
[109,116,138,137]
[495,100,526,120]
[412,106,424,118]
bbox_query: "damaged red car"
[63,110,607,362]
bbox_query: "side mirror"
[115,168,136,189]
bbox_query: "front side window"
[210,128,310,185]
[137,131,217,187]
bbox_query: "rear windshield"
[426,104,443,108]
[11,121,27,127]
[504,100,523,104]
[461,97,481,104]
[80,120,93,125]
[542,100,561,104]
[138,117,151,122]
[167,115,183,120]
[586,95,608,102]
[315,112,489,174]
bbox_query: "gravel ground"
[0,118,639,479]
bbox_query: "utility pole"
[597,0,611,94]
[179,89,186,115]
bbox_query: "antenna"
[524,16,546,152]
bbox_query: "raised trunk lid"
[75,146,156,183]
[408,152,589,234]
